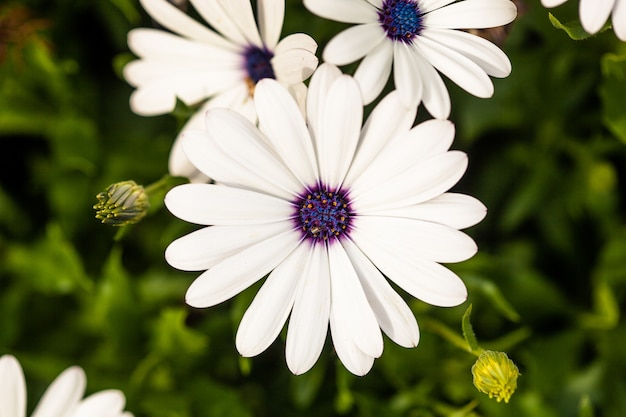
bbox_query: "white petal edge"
[323,23,386,66]
[353,39,394,105]
[258,0,285,49]
[303,0,379,24]
[0,355,26,417]
[70,390,125,417]
[32,367,86,417]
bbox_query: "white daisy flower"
[541,0,626,41]
[123,0,319,182]
[0,354,133,417]
[303,0,517,119]
[164,64,487,376]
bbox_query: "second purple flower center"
[378,0,423,43]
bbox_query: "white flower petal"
[236,243,309,356]
[221,0,263,46]
[69,390,125,417]
[353,151,468,212]
[274,33,318,56]
[189,0,248,45]
[286,244,331,375]
[366,193,487,229]
[323,24,386,66]
[306,63,343,143]
[423,0,518,29]
[258,0,285,49]
[352,216,478,263]
[351,227,468,307]
[138,0,235,49]
[318,76,364,186]
[329,310,375,376]
[613,0,626,41]
[185,229,301,308]
[420,0,459,11]
[412,47,451,119]
[165,184,294,225]
[353,39,394,104]
[414,35,494,98]
[422,28,511,78]
[345,90,417,185]
[393,41,424,108]
[255,79,319,186]
[303,0,379,23]
[129,84,177,116]
[541,0,567,6]
[0,355,26,417]
[328,243,383,357]
[350,119,455,197]
[272,48,318,84]
[166,222,292,271]
[204,84,257,122]
[579,0,613,34]
[342,239,420,348]
[168,104,211,183]
[32,367,86,417]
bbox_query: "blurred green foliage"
[1,0,626,416]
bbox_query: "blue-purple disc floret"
[243,45,276,84]
[378,0,423,43]
[294,186,354,244]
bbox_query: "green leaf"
[151,307,209,360]
[548,12,603,40]
[600,53,626,143]
[462,304,481,354]
[578,395,595,417]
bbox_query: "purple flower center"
[243,45,276,84]
[295,187,353,244]
[378,0,423,43]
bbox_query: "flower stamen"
[378,0,423,43]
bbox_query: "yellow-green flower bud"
[94,180,149,226]
[471,350,520,403]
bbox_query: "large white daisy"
[164,64,487,376]
[303,0,517,119]
[123,0,319,181]
[0,355,133,417]
[541,0,626,41]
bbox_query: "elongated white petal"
[303,0,379,23]
[613,0,626,41]
[168,104,211,183]
[165,184,294,225]
[580,0,613,34]
[166,222,292,271]
[197,109,304,198]
[275,33,318,56]
[32,367,86,417]
[323,24,386,66]
[345,90,416,186]
[393,41,424,108]
[286,244,331,375]
[0,355,26,417]
[350,119,455,197]
[185,230,301,308]
[306,64,343,143]
[189,0,247,45]
[415,35,494,98]
[352,151,468,212]
[540,0,567,6]
[255,79,319,186]
[328,243,383,357]
[318,76,364,186]
[138,0,236,49]
[258,0,285,49]
[329,309,375,376]
[422,28,511,78]
[420,0,459,11]
[222,0,263,46]
[424,0,517,29]
[272,48,318,84]
[354,39,394,105]
[129,84,177,115]
[412,44,451,119]
[236,243,309,356]
[352,216,478,263]
[70,390,125,417]
[342,239,420,348]
[367,193,487,229]
[351,229,468,307]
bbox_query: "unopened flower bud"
[471,350,520,403]
[94,180,149,226]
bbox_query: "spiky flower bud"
[94,180,149,226]
[471,350,520,403]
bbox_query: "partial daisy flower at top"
[303,0,517,119]
[164,64,487,376]
[123,0,319,182]
[541,0,626,41]
[0,354,133,417]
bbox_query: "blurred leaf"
[600,52,626,143]
[547,13,609,40]
[151,307,208,360]
[578,395,595,417]
[462,304,481,354]
[579,277,619,330]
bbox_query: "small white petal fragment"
[0,355,27,417]
[31,367,86,417]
